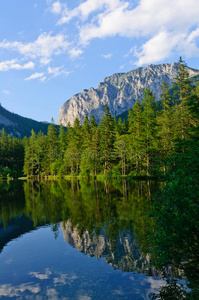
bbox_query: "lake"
[0,180,168,299]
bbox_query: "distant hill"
[0,105,59,138]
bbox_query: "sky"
[0,0,199,123]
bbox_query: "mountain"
[0,105,55,138]
[57,63,199,125]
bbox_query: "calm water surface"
[0,180,166,299]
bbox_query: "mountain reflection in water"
[0,179,181,299]
[61,220,169,277]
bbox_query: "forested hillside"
[0,105,55,138]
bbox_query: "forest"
[0,58,199,180]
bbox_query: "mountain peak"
[57,62,199,126]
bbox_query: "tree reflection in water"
[0,179,198,298]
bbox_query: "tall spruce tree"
[0,128,9,167]
[142,89,158,175]
[64,117,82,175]
[157,81,174,173]
[99,104,115,175]
[90,115,99,176]
[23,129,37,176]
[187,81,199,140]
[46,124,59,175]
[80,114,92,177]
[173,57,192,140]
[128,100,145,175]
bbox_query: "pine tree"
[59,124,67,154]
[80,114,92,177]
[0,128,9,167]
[46,124,59,175]
[35,131,45,177]
[157,81,174,172]
[116,118,127,135]
[114,133,128,176]
[23,129,37,176]
[90,115,99,176]
[64,117,82,175]
[173,57,192,140]
[99,104,115,175]
[128,100,145,175]
[187,81,199,140]
[142,89,158,175]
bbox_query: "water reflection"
[0,179,179,299]
[61,220,159,276]
[0,179,160,268]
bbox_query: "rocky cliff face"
[60,221,172,276]
[57,63,199,125]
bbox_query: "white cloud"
[25,67,70,81]
[0,33,70,64]
[40,76,47,82]
[48,65,70,77]
[68,48,83,58]
[40,57,51,65]
[101,53,112,59]
[134,31,183,66]
[25,72,45,81]
[50,1,61,14]
[179,28,199,57]
[56,0,122,25]
[53,0,199,65]
[0,59,35,71]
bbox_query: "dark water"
[0,180,166,299]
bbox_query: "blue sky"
[0,0,199,122]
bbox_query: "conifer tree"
[46,124,59,175]
[59,124,67,154]
[99,104,115,174]
[90,115,99,175]
[173,57,192,140]
[116,118,127,135]
[65,117,82,175]
[157,81,174,172]
[187,81,199,139]
[82,114,91,149]
[114,134,128,176]
[0,128,9,167]
[35,131,45,177]
[142,89,158,175]
[23,129,37,176]
[128,100,145,174]
[80,114,92,177]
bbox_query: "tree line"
[0,57,199,179]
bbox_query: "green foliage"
[99,104,116,174]
[0,129,24,178]
[150,279,189,300]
